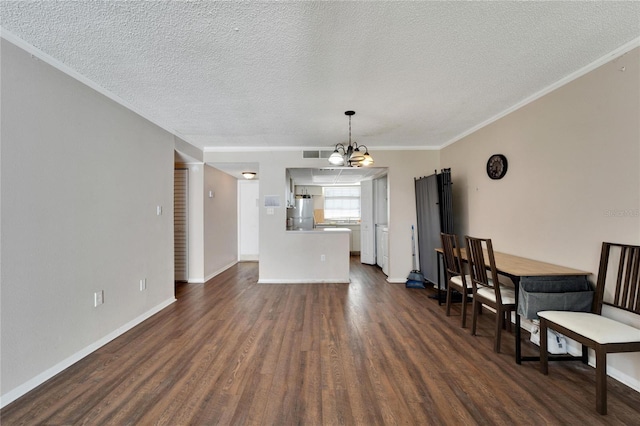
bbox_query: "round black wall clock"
[486,154,508,180]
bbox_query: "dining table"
[435,247,592,364]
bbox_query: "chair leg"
[494,309,502,353]
[505,311,512,332]
[460,291,468,328]
[595,346,607,415]
[471,300,479,336]
[445,285,452,317]
[582,345,588,364]
[540,319,548,375]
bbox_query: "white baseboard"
[187,261,238,284]
[387,277,406,283]
[0,298,176,409]
[204,261,237,283]
[239,254,259,261]
[606,363,640,394]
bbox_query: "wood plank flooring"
[2,258,640,425]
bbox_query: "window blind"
[323,186,361,220]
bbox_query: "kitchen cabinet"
[349,226,361,254]
[295,185,323,196]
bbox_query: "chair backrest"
[465,236,504,303]
[594,242,640,315]
[441,233,464,279]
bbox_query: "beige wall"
[441,47,640,389]
[203,165,238,280]
[1,39,176,404]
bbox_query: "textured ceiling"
[1,1,639,152]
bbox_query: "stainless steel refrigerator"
[290,196,314,230]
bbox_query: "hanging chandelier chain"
[328,110,373,167]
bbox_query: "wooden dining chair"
[465,236,517,353]
[539,242,640,415]
[441,233,473,327]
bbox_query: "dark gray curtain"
[415,174,441,285]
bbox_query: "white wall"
[1,39,176,404]
[441,47,640,390]
[203,149,439,283]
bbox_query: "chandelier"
[328,111,374,167]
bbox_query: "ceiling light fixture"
[328,111,374,167]
[242,171,257,179]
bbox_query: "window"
[323,186,361,220]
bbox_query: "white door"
[382,228,389,276]
[360,179,375,264]
[238,180,259,261]
[174,168,188,281]
[374,175,388,224]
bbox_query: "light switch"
[157,206,162,216]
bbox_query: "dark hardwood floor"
[2,257,640,425]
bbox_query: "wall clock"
[486,154,508,180]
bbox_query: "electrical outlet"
[94,290,104,307]
[140,278,147,291]
[321,254,326,262]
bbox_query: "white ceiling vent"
[302,150,332,159]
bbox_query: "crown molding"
[440,36,640,149]
[4,26,636,154]
[203,145,439,152]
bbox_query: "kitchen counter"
[269,226,350,283]
[315,223,360,254]
[287,227,351,233]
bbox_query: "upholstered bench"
[538,312,640,346]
